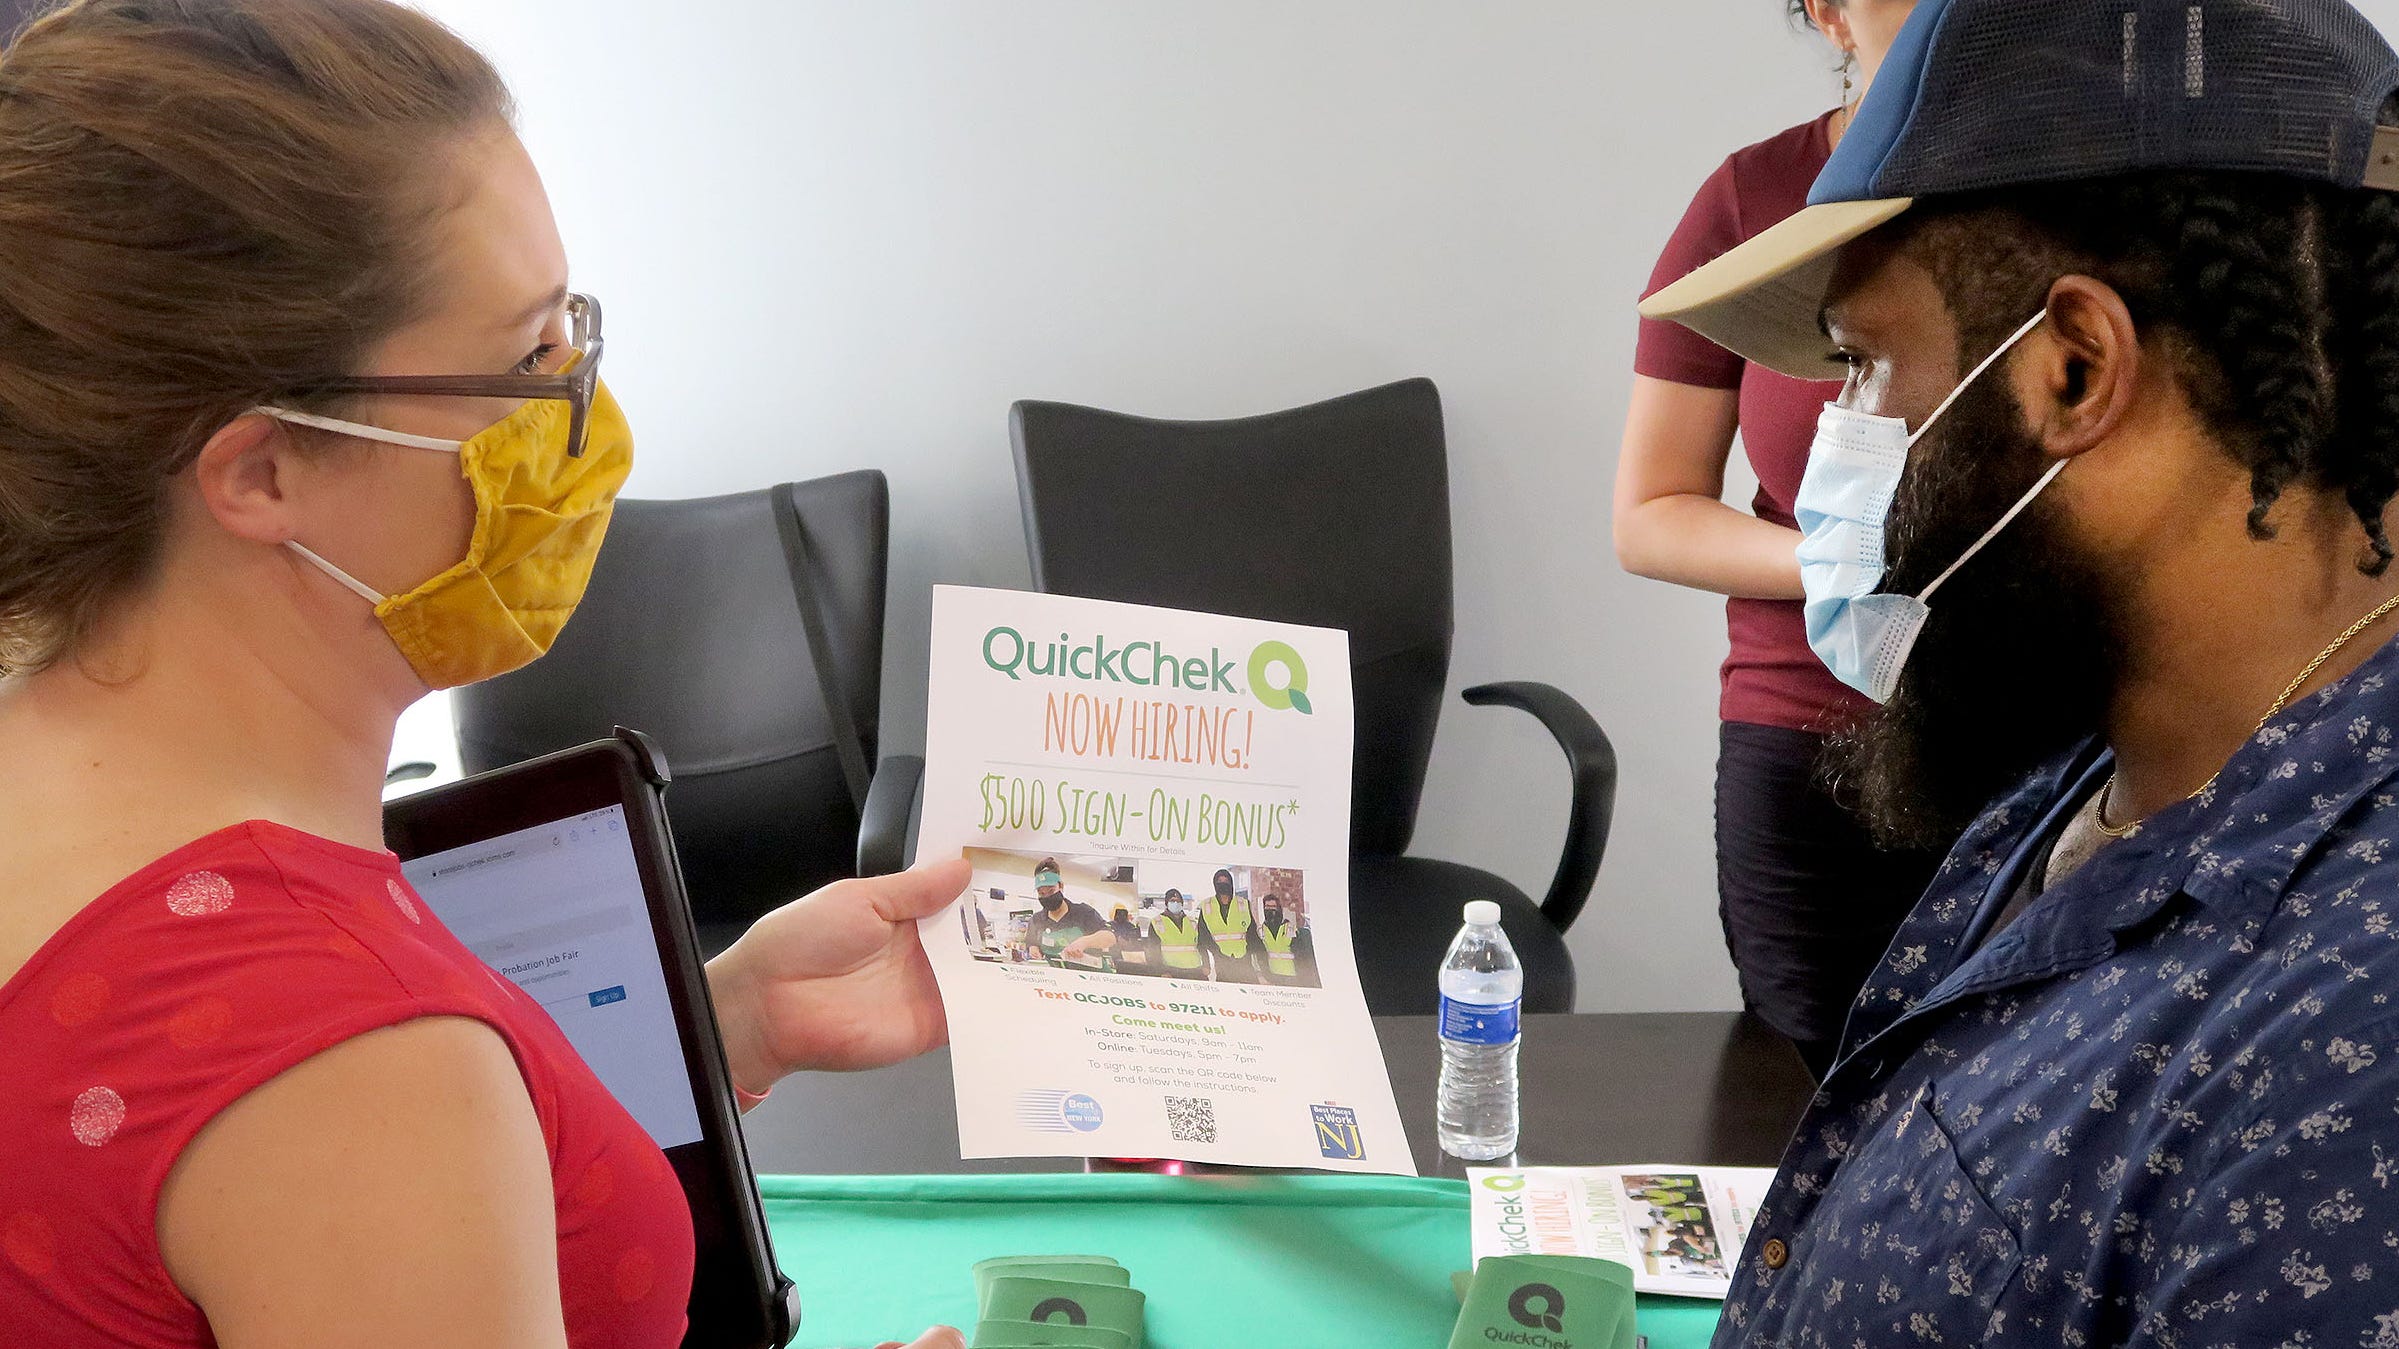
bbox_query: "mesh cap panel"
[1863,0,2399,199]
[1646,0,2399,380]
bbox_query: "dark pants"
[1715,721,1944,1079]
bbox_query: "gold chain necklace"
[2095,588,2399,838]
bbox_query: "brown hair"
[0,0,511,674]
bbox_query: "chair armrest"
[856,754,924,877]
[1460,681,1617,933]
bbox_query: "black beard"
[1820,376,2119,852]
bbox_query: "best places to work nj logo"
[1310,1103,1365,1160]
[983,626,1313,715]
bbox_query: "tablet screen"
[399,804,705,1149]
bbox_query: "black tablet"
[383,729,798,1349]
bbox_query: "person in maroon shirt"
[1612,0,1938,1078]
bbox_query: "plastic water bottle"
[1437,899,1523,1160]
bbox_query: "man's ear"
[188,414,299,545]
[2026,275,2142,459]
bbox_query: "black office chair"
[452,472,918,954]
[1011,378,1615,1013]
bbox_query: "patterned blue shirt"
[1716,634,2399,1348]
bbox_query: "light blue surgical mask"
[1795,311,2062,703]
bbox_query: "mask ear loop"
[1897,307,2063,605]
[285,541,390,606]
[251,406,465,454]
[1903,310,2051,450]
[254,406,456,609]
[1914,457,2071,604]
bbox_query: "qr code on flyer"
[1166,1095,1217,1144]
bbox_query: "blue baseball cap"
[1640,0,2399,380]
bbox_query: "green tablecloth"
[759,1173,1721,1349]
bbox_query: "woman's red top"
[0,820,694,1346]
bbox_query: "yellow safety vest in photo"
[1258,921,1297,976]
[1153,913,1205,969]
[1203,896,1250,958]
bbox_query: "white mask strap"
[252,406,464,454]
[1905,310,2050,449]
[1915,457,2071,604]
[285,540,388,606]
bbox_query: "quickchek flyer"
[918,585,1414,1174]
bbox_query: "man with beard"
[1640,0,2399,1343]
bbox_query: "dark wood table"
[741,1011,1814,1178]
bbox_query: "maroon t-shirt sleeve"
[1633,154,1747,391]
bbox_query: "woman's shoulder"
[0,822,563,1346]
[1717,112,1837,192]
[1659,113,1837,268]
[1,819,523,1142]
[5,820,487,1012]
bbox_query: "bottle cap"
[1463,899,1501,927]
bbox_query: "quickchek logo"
[1030,1298,1088,1326]
[1482,1173,1534,1254]
[982,626,1314,714]
[1509,1284,1567,1332]
[1247,640,1312,714]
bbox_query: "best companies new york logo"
[983,626,1313,715]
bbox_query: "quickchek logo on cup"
[1508,1283,1568,1332]
[981,625,1315,714]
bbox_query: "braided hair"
[1896,171,2399,576]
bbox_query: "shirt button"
[1761,1238,1790,1270]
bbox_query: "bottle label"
[1439,995,1520,1046]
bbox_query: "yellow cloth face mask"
[256,372,634,689]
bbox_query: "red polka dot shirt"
[0,821,694,1346]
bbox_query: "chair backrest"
[1011,378,1452,858]
[453,472,890,929]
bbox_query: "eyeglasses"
[285,292,605,457]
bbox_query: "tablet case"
[385,728,799,1349]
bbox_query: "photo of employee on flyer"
[958,851,1320,988]
[1130,863,1322,989]
[959,848,1134,972]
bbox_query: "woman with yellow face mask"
[0,3,960,1347]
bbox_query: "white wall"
[405,1,2399,1012]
